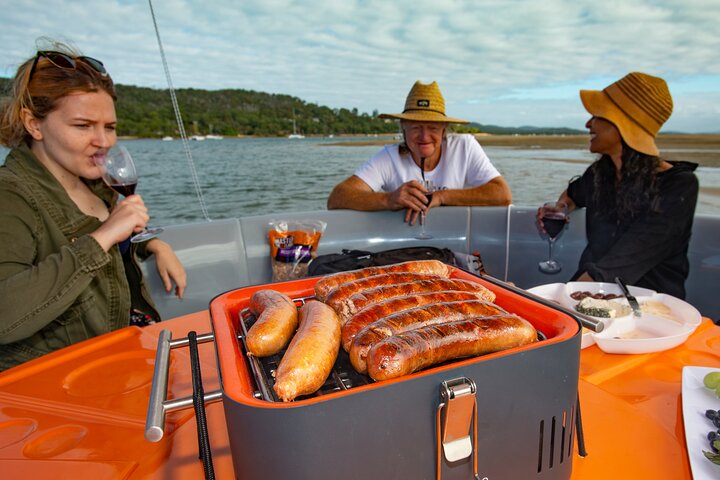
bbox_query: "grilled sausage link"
[313,259,451,302]
[339,278,496,324]
[324,272,444,322]
[246,289,298,357]
[350,299,506,373]
[341,290,491,352]
[366,314,538,381]
[273,301,341,402]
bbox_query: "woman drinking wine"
[0,41,187,371]
[539,72,699,298]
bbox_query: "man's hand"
[387,180,432,225]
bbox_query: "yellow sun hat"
[580,72,673,156]
[379,80,469,124]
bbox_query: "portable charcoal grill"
[146,269,583,480]
[237,296,549,403]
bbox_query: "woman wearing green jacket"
[0,42,187,371]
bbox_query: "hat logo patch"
[417,99,430,107]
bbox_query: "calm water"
[2,136,719,226]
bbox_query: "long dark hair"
[591,142,661,219]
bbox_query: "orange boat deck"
[0,311,718,479]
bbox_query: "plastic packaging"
[268,219,327,282]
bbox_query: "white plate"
[682,366,720,480]
[526,283,596,348]
[527,282,702,353]
[593,313,696,354]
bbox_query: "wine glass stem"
[547,238,556,261]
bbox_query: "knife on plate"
[615,277,642,317]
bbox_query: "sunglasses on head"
[28,50,107,81]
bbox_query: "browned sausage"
[350,299,506,373]
[366,314,538,381]
[246,289,298,357]
[313,259,451,301]
[339,278,496,324]
[324,272,444,320]
[341,290,491,352]
[273,301,341,402]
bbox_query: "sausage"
[273,301,341,402]
[341,290,490,352]
[246,289,298,357]
[313,259,451,302]
[349,299,506,373]
[324,272,444,321]
[366,314,538,381]
[339,278,496,324]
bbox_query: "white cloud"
[1,0,718,131]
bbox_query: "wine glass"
[538,201,568,274]
[416,180,436,240]
[100,144,163,243]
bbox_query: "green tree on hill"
[0,77,397,138]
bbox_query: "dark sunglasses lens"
[80,56,107,75]
[43,52,75,69]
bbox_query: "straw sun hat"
[580,72,673,156]
[379,81,469,124]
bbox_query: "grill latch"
[436,377,480,479]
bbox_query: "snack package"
[268,220,327,282]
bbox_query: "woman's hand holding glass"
[99,144,163,243]
[537,201,568,274]
[90,194,150,252]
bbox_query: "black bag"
[308,246,457,276]
[307,249,374,275]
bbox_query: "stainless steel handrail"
[145,329,222,442]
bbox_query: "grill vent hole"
[537,408,576,473]
[537,420,544,473]
[549,416,556,468]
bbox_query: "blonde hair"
[0,40,116,148]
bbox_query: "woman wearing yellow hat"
[552,72,699,298]
[327,81,512,225]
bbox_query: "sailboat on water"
[288,108,305,139]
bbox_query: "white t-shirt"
[354,134,500,192]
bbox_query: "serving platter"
[526,282,702,353]
[682,366,720,480]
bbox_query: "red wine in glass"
[538,201,568,274]
[109,182,137,198]
[416,180,435,240]
[100,144,163,243]
[542,215,566,239]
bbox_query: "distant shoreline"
[116,133,720,168]
[326,133,720,168]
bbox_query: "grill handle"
[145,329,222,442]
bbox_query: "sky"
[1,0,719,133]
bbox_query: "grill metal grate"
[236,297,372,402]
[236,296,548,403]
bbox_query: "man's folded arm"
[327,175,390,211]
[436,176,512,206]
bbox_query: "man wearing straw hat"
[327,81,511,225]
[548,72,698,298]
